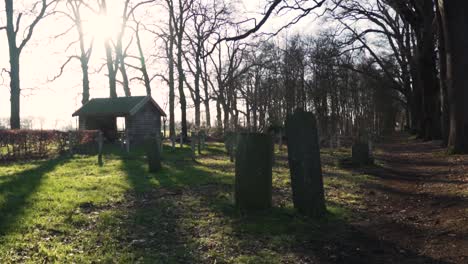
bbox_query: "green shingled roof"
[72,96,166,117]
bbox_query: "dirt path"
[354,134,468,263]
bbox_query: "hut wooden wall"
[126,103,161,143]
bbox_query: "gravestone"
[199,130,206,150]
[235,133,273,211]
[278,130,283,150]
[285,110,326,217]
[190,131,196,161]
[352,140,373,165]
[224,132,236,162]
[146,137,162,172]
[197,130,206,154]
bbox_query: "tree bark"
[175,0,188,140]
[440,0,468,152]
[9,55,21,129]
[167,3,176,139]
[105,39,117,98]
[80,59,90,104]
[419,1,441,140]
[99,0,117,98]
[135,23,152,96]
[119,58,131,96]
[202,58,211,127]
[436,2,449,146]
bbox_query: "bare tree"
[438,1,468,153]
[128,19,152,96]
[183,0,229,128]
[1,0,58,129]
[172,0,193,140]
[52,0,94,105]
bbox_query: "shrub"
[0,130,99,162]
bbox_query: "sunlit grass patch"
[0,142,372,263]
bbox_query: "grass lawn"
[0,143,372,263]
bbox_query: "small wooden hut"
[72,96,166,143]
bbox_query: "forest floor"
[0,134,466,263]
[347,134,468,264]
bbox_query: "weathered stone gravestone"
[352,134,374,166]
[224,132,237,162]
[285,110,326,217]
[146,137,162,172]
[198,129,206,154]
[190,131,197,161]
[171,135,176,150]
[235,133,273,211]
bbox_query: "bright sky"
[0,0,321,130]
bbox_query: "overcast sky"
[0,0,321,129]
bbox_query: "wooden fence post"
[68,131,73,156]
[126,131,130,153]
[98,131,103,166]
[159,133,163,154]
[278,130,283,150]
[191,131,196,161]
[200,130,206,150]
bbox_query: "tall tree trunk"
[176,0,187,140]
[440,0,468,152]
[194,51,201,128]
[167,6,176,139]
[119,58,131,96]
[80,58,90,104]
[135,25,152,96]
[5,0,20,129]
[410,53,422,135]
[202,59,211,128]
[177,60,188,139]
[105,40,117,98]
[9,55,20,129]
[419,1,442,140]
[436,3,449,145]
[223,102,230,133]
[216,99,222,132]
[100,0,117,99]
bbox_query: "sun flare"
[84,14,120,42]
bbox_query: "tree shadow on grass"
[185,188,455,264]
[112,146,455,263]
[0,157,69,236]
[117,147,212,263]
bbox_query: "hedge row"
[0,130,99,162]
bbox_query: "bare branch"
[49,55,80,82]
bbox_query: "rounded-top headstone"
[235,133,273,211]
